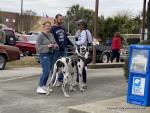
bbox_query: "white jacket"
[75,29,92,46]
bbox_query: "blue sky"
[0,0,148,18]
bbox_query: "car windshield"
[17,36,24,41]
[4,30,15,36]
[122,34,141,47]
[126,38,140,45]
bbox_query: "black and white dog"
[46,45,89,97]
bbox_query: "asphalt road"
[0,68,127,113]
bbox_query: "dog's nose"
[81,48,85,50]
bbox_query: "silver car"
[120,35,141,62]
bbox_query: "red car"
[16,35,37,56]
[0,44,20,70]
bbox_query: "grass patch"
[7,56,39,68]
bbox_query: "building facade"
[0,11,19,30]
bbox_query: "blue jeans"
[39,52,54,87]
[52,49,67,81]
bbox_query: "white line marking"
[0,74,39,82]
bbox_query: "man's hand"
[53,44,58,48]
[48,44,54,48]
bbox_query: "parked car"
[0,44,20,70]
[15,34,37,56]
[120,34,141,61]
[67,36,111,63]
[3,28,17,46]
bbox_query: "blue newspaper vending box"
[127,45,150,106]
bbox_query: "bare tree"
[18,10,40,33]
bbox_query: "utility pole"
[65,7,71,35]
[67,17,70,34]
[142,0,147,40]
[20,0,23,32]
[92,0,99,64]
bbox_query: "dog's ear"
[86,47,88,51]
[66,58,70,64]
[78,58,80,62]
[74,60,77,66]
[71,60,75,67]
[56,60,65,71]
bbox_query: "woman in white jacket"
[75,19,92,87]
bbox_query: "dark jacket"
[50,25,67,51]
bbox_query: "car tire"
[23,51,27,56]
[101,53,109,63]
[0,55,6,70]
[27,51,32,56]
[5,36,16,46]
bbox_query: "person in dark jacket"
[110,32,122,62]
[50,14,67,85]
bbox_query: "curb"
[87,63,124,69]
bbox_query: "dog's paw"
[82,84,87,89]
[46,89,53,96]
[46,91,50,96]
[64,94,70,98]
[72,82,79,87]
[80,88,85,92]
[70,88,76,92]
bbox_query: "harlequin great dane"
[46,45,89,97]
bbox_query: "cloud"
[0,0,148,17]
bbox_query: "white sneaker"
[42,86,53,92]
[42,86,48,91]
[82,83,87,87]
[36,87,46,94]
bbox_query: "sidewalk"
[0,67,41,82]
[68,96,150,113]
[87,62,124,69]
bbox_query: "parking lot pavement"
[69,96,150,113]
[0,67,41,82]
[0,68,127,113]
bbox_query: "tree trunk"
[147,0,150,40]
[142,0,147,40]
